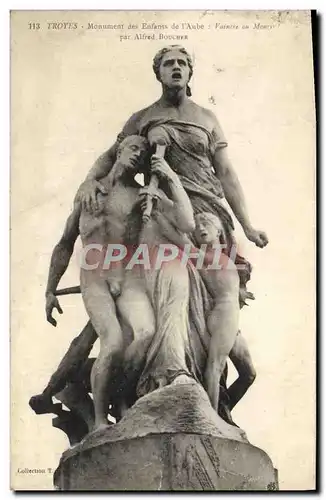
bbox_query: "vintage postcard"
[10,10,316,491]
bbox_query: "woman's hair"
[152,45,193,97]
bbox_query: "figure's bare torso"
[199,269,221,299]
[79,181,141,291]
[79,182,139,247]
[199,247,231,300]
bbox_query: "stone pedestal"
[54,380,278,491]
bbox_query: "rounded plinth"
[54,433,278,491]
[54,381,278,490]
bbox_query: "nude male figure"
[191,212,239,411]
[193,212,256,415]
[37,134,197,431]
[42,135,154,431]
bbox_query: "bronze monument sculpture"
[29,45,277,491]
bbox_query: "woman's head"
[194,212,225,245]
[153,45,193,96]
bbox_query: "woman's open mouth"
[172,72,182,80]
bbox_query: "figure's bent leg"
[44,321,97,396]
[55,382,95,431]
[116,279,155,410]
[118,285,155,376]
[29,321,97,415]
[227,331,256,410]
[204,261,240,412]
[55,358,95,432]
[81,275,124,430]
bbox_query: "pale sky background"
[10,10,315,490]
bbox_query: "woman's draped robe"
[120,118,251,398]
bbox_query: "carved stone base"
[53,380,278,491]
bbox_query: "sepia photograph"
[10,10,316,491]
